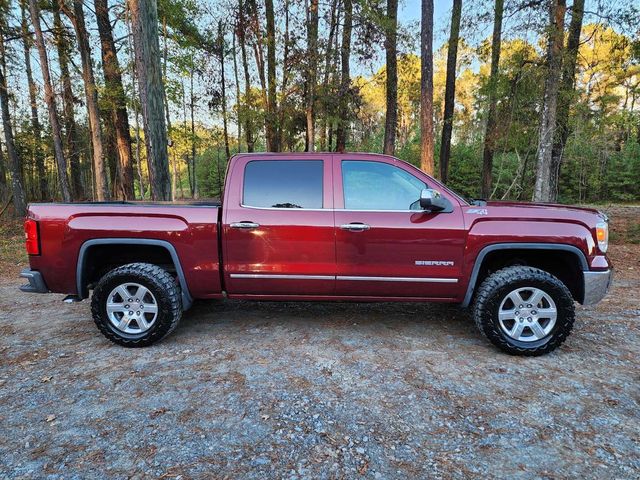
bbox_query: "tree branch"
[2,28,66,42]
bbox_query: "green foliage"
[602,143,640,202]
[158,0,212,50]
[446,143,484,199]
[195,147,229,199]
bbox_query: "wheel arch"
[76,238,193,310]
[462,243,588,307]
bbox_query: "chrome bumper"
[19,269,49,293]
[582,269,612,306]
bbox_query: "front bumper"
[19,269,49,293]
[582,269,612,306]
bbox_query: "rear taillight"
[24,219,40,255]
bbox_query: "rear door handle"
[230,221,260,229]
[340,222,370,231]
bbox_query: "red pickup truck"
[20,152,612,355]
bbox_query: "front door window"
[341,160,426,211]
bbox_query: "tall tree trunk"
[305,0,319,151]
[190,66,197,198]
[439,0,462,183]
[265,0,278,151]
[95,0,135,200]
[20,0,46,200]
[232,27,242,152]
[246,0,272,150]
[319,0,339,151]
[102,109,118,191]
[0,48,27,216]
[29,0,72,202]
[62,0,109,201]
[420,0,434,174]
[52,4,84,199]
[0,138,7,202]
[218,22,231,159]
[237,0,254,152]
[125,6,145,198]
[161,17,172,142]
[480,0,504,198]
[248,0,269,149]
[330,6,342,151]
[182,78,193,195]
[383,0,399,156]
[335,0,352,152]
[278,0,291,150]
[550,0,584,201]
[128,0,171,201]
[533,0,566,202]
[161,16,176,199]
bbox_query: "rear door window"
[243,160,324,209]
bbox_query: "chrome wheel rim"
[106,283,158,334]
[498,287,557,342]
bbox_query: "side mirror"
[419,188,447,212]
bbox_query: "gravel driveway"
[1,245,638,479]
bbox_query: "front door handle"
[340,222,370,232]
[230,221,260,229]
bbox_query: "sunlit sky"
[5,0,628,129]
[400,0,451,30]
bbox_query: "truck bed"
[26,202,224,304]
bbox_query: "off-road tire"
[91,263,182,347]
[473,266,575,356]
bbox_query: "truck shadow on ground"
[175,299,476,341]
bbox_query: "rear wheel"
[91,263,182,347]
[473,266,575,356]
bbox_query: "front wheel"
[473,266,575,356]
[91,263,182,347]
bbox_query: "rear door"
[222,155,335,296]
[333,154,466,299]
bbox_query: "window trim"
[238,206,427,213]
[340,159,428,212]
[241,159,325,210]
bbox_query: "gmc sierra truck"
[20,153,612,355]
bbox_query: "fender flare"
[76,238,193,310]
[461,242,589,307]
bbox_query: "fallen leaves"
[150,408,169,419]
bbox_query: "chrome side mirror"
[419,189,447,212]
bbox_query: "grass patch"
[626,222,640,244]
[0,218,27,265]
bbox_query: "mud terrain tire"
[91,263,182,347]
[473,266,575,356]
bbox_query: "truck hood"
[465,200,607,230]
[485,201,605,218]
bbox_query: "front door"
[222,155,335,296]
[333,155,466,299]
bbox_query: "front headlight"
[596,221,609,253]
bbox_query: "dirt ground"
[1,206,639,479]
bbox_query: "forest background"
[0,0,639,217]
